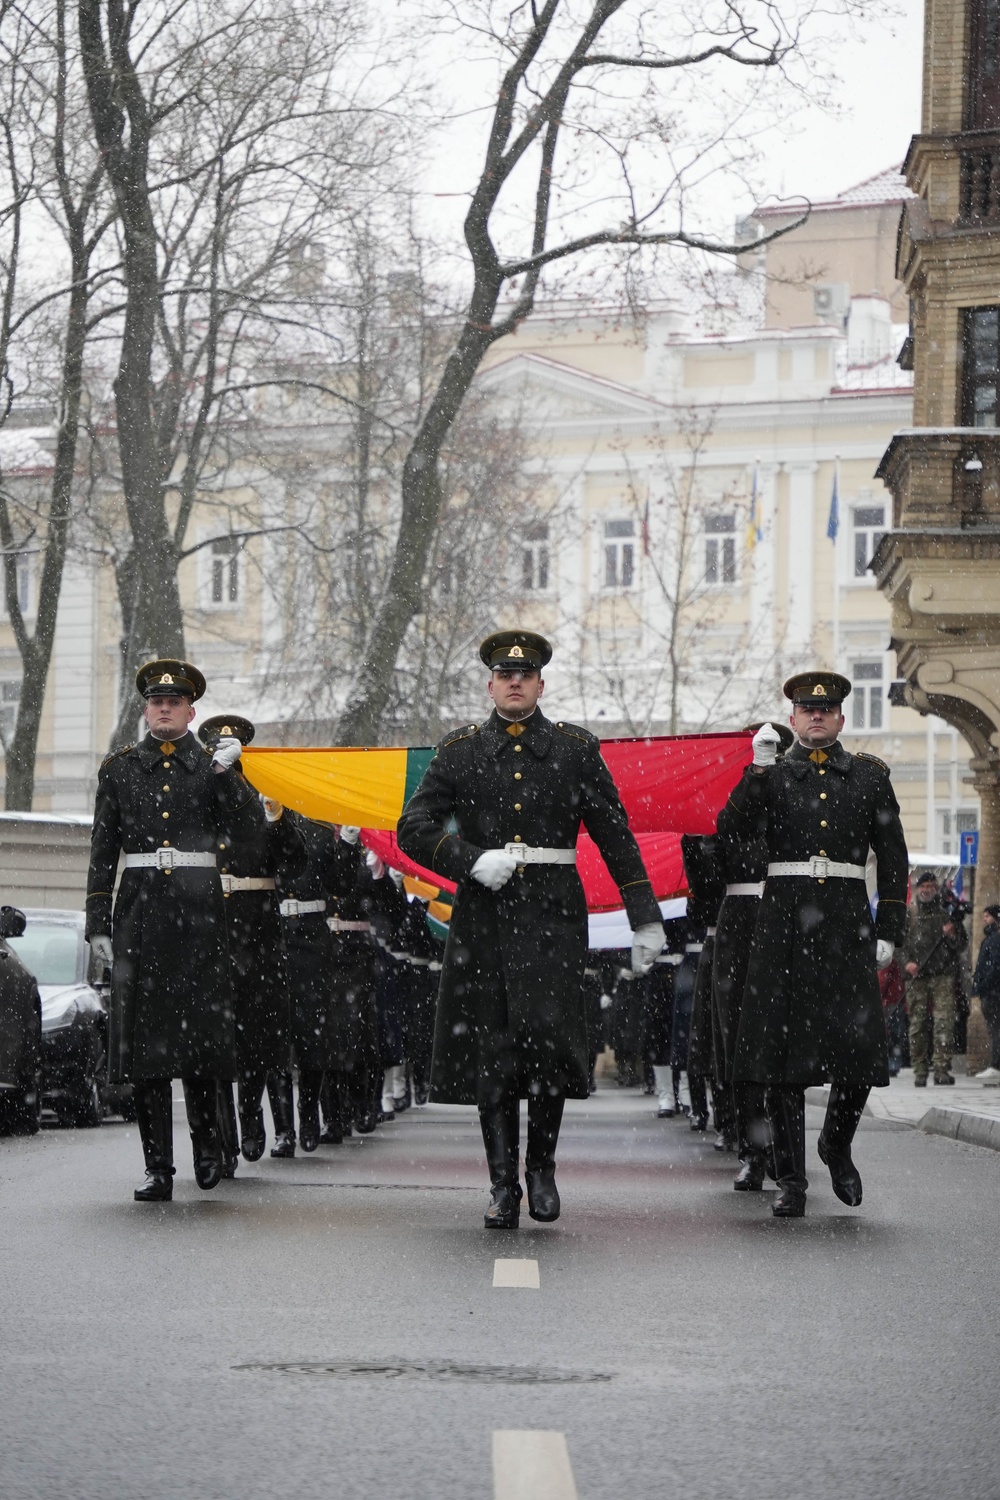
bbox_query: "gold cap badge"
[813,683,826,696]
[509,645,523,658]
[160,672,173,685]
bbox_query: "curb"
[917,1106,1000,1153]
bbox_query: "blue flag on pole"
[827,467,839,542]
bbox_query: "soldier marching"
[85,651,909,1226]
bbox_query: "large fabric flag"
[241,731,751,838]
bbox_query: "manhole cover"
[234,1358,610,1385]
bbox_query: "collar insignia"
[809,748,828,764]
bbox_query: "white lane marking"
[493,1258,540,1288]
[492,1431,578,1500]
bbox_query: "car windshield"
[7,925,82,985]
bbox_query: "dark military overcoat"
[719,740,909,1088]
[85,732,265,1082]
[217,809,306,1079]
[325,843,379,1079]
[275,813,357,1072]
[681,834,725,1078]
[711,826,767,1082]
[396,708,662,1107]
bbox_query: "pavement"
[2,1084,1000,1500]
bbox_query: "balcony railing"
[960,145,1000,223]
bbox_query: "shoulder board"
[100,743,135,768]
[855,751,890,773]
[442,724,480,748]
[554,721,598,746]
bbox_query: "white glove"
[388,868,405,889]
[261,795,283,823]
[89,935,113,968]
[470,849,518,891]
[340,826,360,845]
[212,735,242,771]
[876,939,895,970]
[751,722,781,768]
[599,992,613,1011]
[631,922,665,974]
[365,847,386,880]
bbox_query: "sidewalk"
[806,1062,1000,1153]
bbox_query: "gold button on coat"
[162,811,169,819]
[513,744,522,752]
[820,793,827,800]
[514,772,522,780]
[514,803,522,811]
[514,834,522,842]
[820,820,827,828]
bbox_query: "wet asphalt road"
[1,1087,998,1500]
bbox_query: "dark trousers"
[478,1090,565,1186]
[766,1082,869,1196]
[982,992,1000,1069]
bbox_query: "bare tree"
[250,213,538,744]
[330,0,877,742]
[0,0,115,808]
[76,0,405,746]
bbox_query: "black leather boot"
[817,1082,867,1207]
[183,1079,223,1190]
[479,1096,522,1229]
[526,1090,564,1222]
[688,1072,709,1131]
[767,1087,807,1217]
[133,1079,174,1201]
[298,1068,323,1152]
[320,1074,344,1144]
[238,1073,267,1161]
[734,1082,768,1191]
[216,1082,240,1178]
[267,1073,296,1158]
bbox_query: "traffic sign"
[961,831,979,867]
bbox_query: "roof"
[755,165,913,218]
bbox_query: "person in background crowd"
[395,888,442,1106]
[646,918,685,1118]
[197,715,306,1171]
[714,722,792,1189]
[902,870,967,1087]
[973,904,1000,1084]
[878,955,908,1077]
[681,833,725,1137]
[86,660,265,1202]
[318,829,377,1144]
[270,814,357,1154]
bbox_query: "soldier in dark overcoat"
[269,812,358,1153]
[85,660,266,1202]
[713,722,792,1190]
[396,630,664,1230]
[196,716,306,1168]
[721,672,909,1217]
[682,833,726,1135]
[644,917,685,1116]
[318,836,379,1142]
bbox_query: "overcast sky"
[762,0,923,203]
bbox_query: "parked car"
[6,908,129,1127]
[0,905,42,1135]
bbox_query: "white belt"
[706,926,717,938]
[726,881,764,897]
[685,942,703,954]
[767,858,866,881]
[220,875,275,894]
[279,898,327,917]
[656,954,682,966]
[503,843,577,864]
[429,961,442,972]
[327,918,371,933]
[124,848,216,871]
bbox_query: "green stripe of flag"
[403,746,434,807]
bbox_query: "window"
[852,500,887,578]
[0,552,32,617]
[850,659,885,731]
[938,808,979,858]
[522,523,550,592]
[209,537,240,607]
[704,513,736,585]
[0,680,20,743]
[963,307,1000,427]
[604,518,635,590]
[968,0,1000,129]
